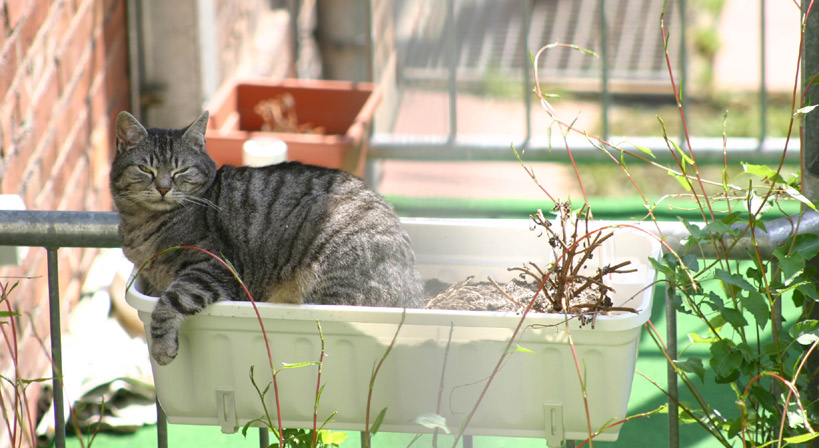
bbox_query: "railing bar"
[368,135,801,164]
[446,0,457,144]
[47,247,66,448]
[522,0,532,148]
[0,208,816,261]
[259,427,269,448]
[365,0,374,83]
[599,0,609,140]
[759,0,768,150]
[678,0,688,150]
[665,285,679,448]
[0,211,120,248]
[157,399,168,448]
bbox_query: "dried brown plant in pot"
[426,201,638,327]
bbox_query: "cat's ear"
[181,111,209,152]
[115,111,148,153]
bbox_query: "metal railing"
[2,209,819,447]
[368,0,796,165]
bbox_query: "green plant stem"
[643,321,732,446]
[740,372,814,446]
[364,309,406,448]
[563,316,594,446]
[432,324,455,448]
[312,321,326,448]
[576,398,668,448]
[635,369,731,447]
[129,245,285,447]
[0,283,36,448]
[660,0,716,223]
[776,339,819,446]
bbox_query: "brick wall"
[0,0,130,446]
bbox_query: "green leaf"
[681,254,699,272]
[783,185,816,210]
[689,332,719,344]
[710,339,742,380]
[370,407,388,435]
[721,308,748,330]
[727,418,743,439]
[742,162,785,183]
[789,319,819,345]
[708,313,727,332]
[674,357,705,383]
[669,171,693,192]
[241,418,266,437]
[797,280,819,301]
[773,246,805,282]
[18,376,53,385]
[279,361,320,370]
[669,139,694,166]
[783,432,819,443]
[790,233,819,260]
[512,345,535,354]
[704,291,724,312]
[679,218,703,244]
[749,384,778,410]
[317,410,338,432]
[716,270,755,293]
[619,141,656,158]
[743,292,770,330]
[319,430,348,445]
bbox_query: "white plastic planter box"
[125,218,661,446]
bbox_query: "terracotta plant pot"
[205,78,382,176]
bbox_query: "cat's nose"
[157,188,170,196]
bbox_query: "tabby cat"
[111,111,424,365]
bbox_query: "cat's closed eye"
[137,165,155,178]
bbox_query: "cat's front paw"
[150,330,179,365]
[149,304,184,365]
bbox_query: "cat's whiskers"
[181,195,221,212]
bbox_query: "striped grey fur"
[111,111,424,365]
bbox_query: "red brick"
[49,4,74,91]
[15,84,33,129]
[101,0,124,46]
[2,125,34,195]
[54,0,93,89]
[0,96,18,156]
[58,152,88,210]
[37,108,88,206]
[25,168,45,208]
[31,68,58,140]
[102,34,128,105]
[0,5,7,48]
[17,0,50,61]
[1,147,27,194]
[0,41,19,102]
[87,119,108,179]
[5,0,32,32]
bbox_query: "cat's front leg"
[149,264,238,365]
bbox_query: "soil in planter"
[422,202,639,324]
[423,276,622,322]
[254,94,326,134]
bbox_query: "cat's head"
[110,111,217,213]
